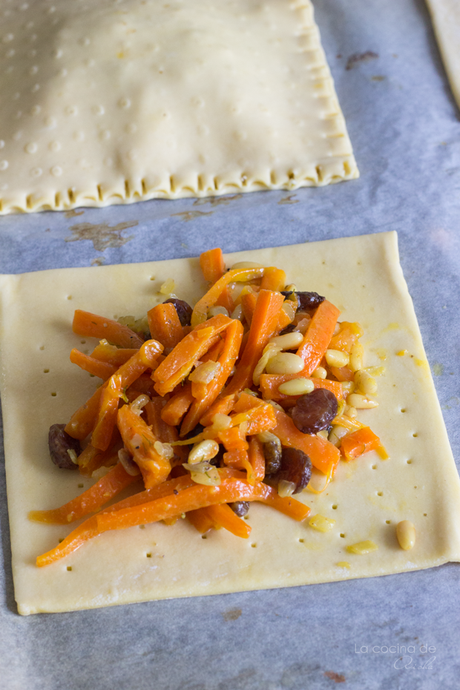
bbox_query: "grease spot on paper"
[65,221,138,251]
[172,210,213,222]
[222,607,242,621]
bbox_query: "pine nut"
[281,301,296,323]
[231,304,243,320]
[188,439,220,464]
[190,467,221,486]
[316,429,329,439]
[396,520,416,550]
[344,405,357,418]
[325,349,350,368]
[349,341,364,372]
[266,353,305,375]
[154,441,174,459]
[253,344,282,385]
[269,331,304,350]
[309,514,336,532]
[231,260,264,270]
[341,381,355,395]
[347,393,379,409]
[159,278,175,295]
[278,378,315,396]
[346,540,378,555]
[211,413,233,430]
[354,369,377,395]
[208,305,229,318]
[328,425,348,446]
[311,366,327,379]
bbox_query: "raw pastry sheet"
[426,0,460,111]
[1,0,460,687]
[1,232,460,615]
[0,0,358,214]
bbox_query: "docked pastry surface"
[0,0,358,214]
[2,232,460,615]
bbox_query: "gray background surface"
[1,0,460,688]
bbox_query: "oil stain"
[346,51,379,70]
[279,194,299,205]
[91,257,105,266]
[432,362,444,376]
[172,210,214,222]
[371,75,386,82]
[193,194,242,207]
[324,671,346,683]
[64,209,85,219]
[222,607,242,622]
[65,221,138,251]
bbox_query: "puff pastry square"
[1,232,460,615]
[0,0,358,214]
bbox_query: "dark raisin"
[291,389,338,434]
[48,424,81,470]
[163,298,193,327]
[273,447,312,494]
[279,323,297,336]
[229,501,250,517]
[295,291,325,312]
[263,437,282,476]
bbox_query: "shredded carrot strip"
[72,309,144,348]
[70,349,117,380]
[272,408,340,475]
[200,248,226,283]
[296,300,341,374]
[191,267,265,327]
[29,463,139,524]
[160,383,195,426]
[225,289,285,395]
[147,302,184,351]
[341,427,388,461]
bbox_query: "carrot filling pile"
[30,248,386,567]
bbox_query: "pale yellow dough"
[0,0,358,214]
[426,0,460,110]
[1,232,460,615]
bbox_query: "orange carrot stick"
[96,477,310,531]
[153,313,232,396]
[29,463,139,524]
[215,286,235,314]
[200,394,237,426]
[90,341,139,366]
[328,365,354,382]
[296,300,341,375]
[341,426,388,460]
[70,349,117,380]
[205,504,251,538]
[272,408,341,475]
[72,310,144,348]
[187,507,217,534]
[117,404,172,489]
[248,436,265,481]
[225,289,285,395]
[240,291,258,326]
[191,267,265,327]
[180,319,244,436]
[200,248,226,283]
[91,374,123,451]
[77,439,122,477]
[65,339,164,440]
[147,302,184,351]
[160,383,195,426]
[36,473,200,567]
[260,267,286,292]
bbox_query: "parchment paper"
[1,0,460,688]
